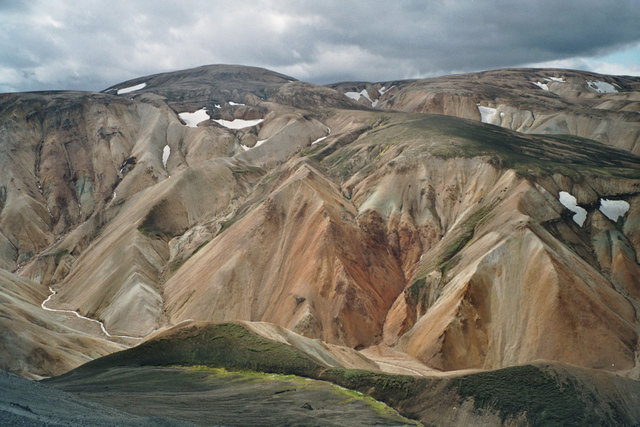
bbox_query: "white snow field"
[213,118,263,129]
[587,81,618,93]
[559,191,587,226]
[599,199,630,222]
[477,105,503,124]
[162,145,170,168]
[532,81,549,91]
[179,109,210,127]
[117,82,146,95]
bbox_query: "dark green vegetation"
[53,249,69,266]
[45,322,640,426]
[415,114,640,179]
[52,323,325,379]
[0,370,185,426]
[405,202,496,310]
[452,365,609,426]
[308,113,640,182]
[46,366,417,426]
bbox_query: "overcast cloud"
[2,0,640,92]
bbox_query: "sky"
[2,0,640,93]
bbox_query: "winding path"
[41,286,142,341]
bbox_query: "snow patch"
[162,145,170,168]
[311,126,331,145]
[214,104,221,109]
[345,89,373,103]
[587,81,618,93]
[547,76,565,82]
[179,108,210,128]
[117,82,146,95]
[378,86,390,95]
[599,199,629,222]
[477,105,499,124]
[229,101,245,106]
[240,138,269,151]
[213,118,263,129]
[532,81,549,91]
[559,191,587,227]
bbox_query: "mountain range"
[1,64,640,425]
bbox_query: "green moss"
[54,249,69,266]
[319,369,420,401]
[173,365,417,422]
[137,208,161,237]
[415,202,495,282]
[405,278,426,306]
[451,365,602,426]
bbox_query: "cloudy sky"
[2,0,640,92]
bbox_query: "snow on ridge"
[532,81,549,91]
[558,191,587,227]
[179,108,210,128]
[213,118,264,129]
[162,145,170,168]
[587,81,618,94]
[117,82,146,95]
[599,199,629,222]
[547,76,565,82]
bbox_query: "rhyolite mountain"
[1,64,640,425]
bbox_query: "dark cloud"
[1,0,639,92]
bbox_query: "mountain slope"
[1,64,639,391]
[330,68,640,155]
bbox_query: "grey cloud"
[1,0,639,92]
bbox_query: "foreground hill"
[40,321,640,426]
[1,64,639,423]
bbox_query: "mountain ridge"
[1,63,639,424]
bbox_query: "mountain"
[1,64,640,424]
